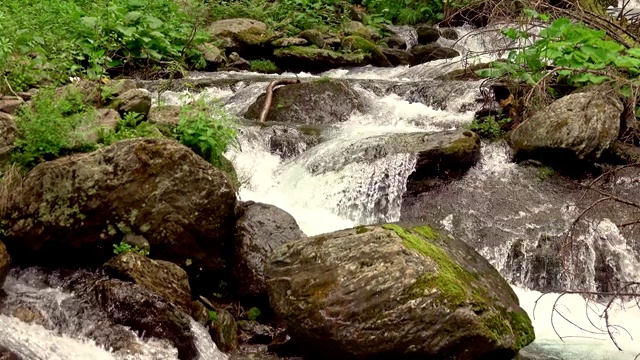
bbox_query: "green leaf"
[620,85,632,97]
[475,68,507,78]
[80,16,98,28]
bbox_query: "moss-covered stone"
[341,35,392,67]
[273,46,369,72]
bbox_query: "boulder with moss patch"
[273,46,368,73]
[411,44,460,64]
[265,224,534,359]
[1,138,237,292]
[343,21,381,42]
[207,18,270,55]
[245,79,363,124]
[341,35,392,67]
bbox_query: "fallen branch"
[259,77,300,123]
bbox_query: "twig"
[2,75,18,97]
[259,77,300,123]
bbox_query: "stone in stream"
[272,46,369,73]
[0,240,11,288]
[232,201,305,307]
[508,87,622,168]
[245,79,363,124]
[265,224,535,359]
[1,138,237,293]
[410,44,460,64]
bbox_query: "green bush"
[10,87,99,170]
[468,115,511,140]
[113,240,149,256]
[0,0,208,92]
[362,0,444,24]
[173,99,238,167]
[99,112,163,145]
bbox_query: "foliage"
[10,87,98,170]
[113,240,149,256]
[208,310,218,322]
[537,165,556,180]
[362,0,444,24]
[98,112,163,145]
[173,99,238,168]
[478,14,640,94]
[0,0,208,92]
[249,59,279,73]
[246,307,261,321]
[468,115,511,140]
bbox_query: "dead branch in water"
[259,77,300,123]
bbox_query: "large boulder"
[0,241,10,288]
[273,46,369,73]
[341,36,392,67]
[245,80,363,125]
[93,278,197,360]
[508,89,622,164]
[103,252,193,316]
[232,201,305,305]
[410,44,460,64]
[381,48,415,66]
[1,138,237,289]
[265,224,535,359]
[207,18,269,55]
[0,112,16,166]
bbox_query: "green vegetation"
[99,112,163,146]
[113,240,149,256]
[208,310,218,322]
[249,59,279,73]
[10,87,99,170]
[173,99,238,168]
[0,0,208,92]
[468,115,512,140]
[246,307,262,321]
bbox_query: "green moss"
[341,35,378,53]
[509,309,536,348]
[274,46,367,65]
[249,59,279,73]
[355,225,370,234]
[216,155,240,189]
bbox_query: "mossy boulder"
[411,44,460,64]
[112,88,152,119]
[341,35,392,67]
[197,43,226,70]
[1,138,237,292]
[207,18,270,55]
[508,88,622,165]
[245,80,363,125]
[265,224,535,359]
[273,46,368,73]
[343,21,381,42]
[298,29,327,48]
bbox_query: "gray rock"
[297,29,326,48]
[273,47,369,72]
[381,35,406,50]
[410,44,460,63]
[0,97,24,115]
[245,80,363,125]
[416,24,440,44]
[381,48,415,66]
[208,18,269,53]
[148,104,181,127]
[0,241,10,288]
[103,252,193,316]
[2,138,237,292]
[113,89,152,118]
[121,233,150,253]
[343,21,381,42]
[233,201,305,304]
[508,88,622,162]
[440,28,459,40]
[198,43,227,70]
[265,224,535,359]
[210,308,238,352]
[271,37,308,47]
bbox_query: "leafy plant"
[208,310,218,322]
[113,240,149,256]
[246,307,261,321]
[249,59,279,73]
[10,87,99,170]
[173,100,238,167]
[98,112,163,146]
[468,115,512,140]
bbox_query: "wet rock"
[0,97,24,115]
[233,202,305,305]
[411,44,460,64]
[0,241,10,288]
[113,88,152,118]
[264,125,321,160]
[273,46,368,73]
[198,43,227,70]
[2,138,237,292]
[416,24,440,44]
[508,88,622,165]
[265,224,535,359]
[93,278,197,360]
[121,233,150,253]
[210,308,238,352]
[0,347,20,360]
[343,21,381,42]
[0,112,16,166]
[192,300,209,326]
[208,18,269,54]
[11,305,44,325]
[381,48,415,66]
[271,37,308,47]
[237,320,277,344]
[440,28,459,40]
[341,36,392,67]
[103,251,193,316]
[381,35,406,50]
[245,80,363,125]
[297,30,326,48]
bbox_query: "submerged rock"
[265,224,535,359]
[103,252,193,316]
[245,80,363,125]
[2,138,237,291]
[233,201,305,306]
[0,241,10,288]
[411,44,460,64]
[508,88,622,165]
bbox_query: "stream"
[1,23,640,359]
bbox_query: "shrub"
[173,99,238,167]
[249,59,279,73]
[98,112,163,146]
[113,240,149,256]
